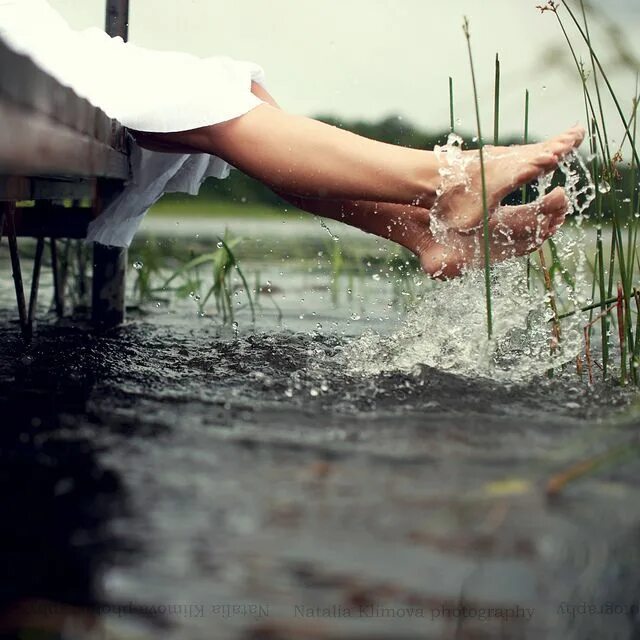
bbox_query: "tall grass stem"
[463,17,493,338]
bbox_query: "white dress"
[0,0,267,247]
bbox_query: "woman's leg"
[132,83,581,276]
[278,188,569,278]
[132,102,583,232]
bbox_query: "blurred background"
[51,0,640,139]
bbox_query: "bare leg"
[279,187,569,279]
[131,83,581,277]
[133,105,583,225]
[134,105,441,207]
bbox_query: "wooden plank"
[0,100,129,179]
[92,243,127,329]
[0,36,127,150]
[0,176,96,202]
[91,179,127,329]
[0,205,91,239]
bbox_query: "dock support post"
[3,203,30,340]
[92,243,126,330]
[87,1,131,331]
[50,238,64,317]
[27,236,45,330]
[91,179,127,330]
[106,0,130,40]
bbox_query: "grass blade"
[449,76,455,133]
[463,17,493,339]
[493,53,500,145]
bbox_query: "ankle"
[411,151,441,209]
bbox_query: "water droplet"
[284,388,293,398]
[372,274,381,281]
[446,132,464,147]
[310,389,319,397]
[217,241,224,248]
[133,261,143,270]
[598,180,611,194]
[316,323,323,330]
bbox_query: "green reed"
[494,54,501,146]
[132,231,255,324]
[449,76,455,133]
[541,0,639,384]
[523,91,533,290]
[463,17,494,339]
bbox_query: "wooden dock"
[0,1,131,340]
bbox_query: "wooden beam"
[1,205,92,239]
[0,100,129,179]
[92,180,127,329]
[106,0,130,41]
[92,243,127,329]
[0,38,126,147]
[0,176,96,202]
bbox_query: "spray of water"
[345,141,596,383]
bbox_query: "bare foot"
[418,187,569,279]
[431,127,584,232]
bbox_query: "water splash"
[344,147,596,383]
[315,215,340,242]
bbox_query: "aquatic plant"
[463,17,494,339]
[132,231,255,325]
[539,0,639,384]
[131,240,169,306]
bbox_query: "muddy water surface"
[0,215,639,640]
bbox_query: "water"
[345,261,583,381]
[346,145,597,382]
[1,200,639,639]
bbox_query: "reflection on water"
[0,326,134,638]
